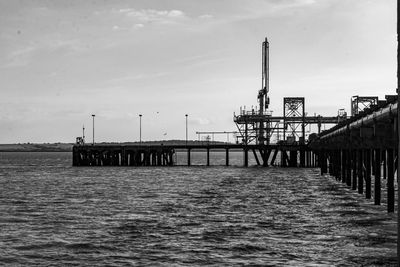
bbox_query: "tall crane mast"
[257,37,270,144]
[259,37,269,111]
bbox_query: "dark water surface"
[0,152,397,266]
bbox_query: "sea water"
[0,152,397,266]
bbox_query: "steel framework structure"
[351,96,379,117]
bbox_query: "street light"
[83,125,85,144]
[139,114,142,143]
[185,114,188,145]
[91,114,95,145]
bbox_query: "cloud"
[3,45,36,68]
[133,23,144,29]
[191,117,211,126]
[199,14,213,19]
[117,8,187,24]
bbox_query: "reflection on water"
[0,152,397,266]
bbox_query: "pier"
[310,95,398,212]
[72,33,400,220]
[72,143,318,168]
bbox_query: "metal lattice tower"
[350,96,378,116]
[283,97,305,143]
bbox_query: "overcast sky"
[0,0,396,143]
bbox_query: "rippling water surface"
[0,152,397,266]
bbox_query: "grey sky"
[0,0,396,143]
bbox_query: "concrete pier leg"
[383,150,387,180]
[290,150,297,167]
[137,152,142,166]
[358,149,363,194]
[72,147,78,166]
[121,148,126,166]
[374,149,381,205]
[281,150,287,168]
[207,148,210,166]
[352,150,357,191]
[365,149,372,199]
[300,149,305,167]
[169,151,174,166]
[187,149,191,166]
[312,151,316,167]
[320,150,327,175]
[346,150,352,186]
[226,149,229,166]
[328,151,333,176]
[270,149,278,166]
[146,152,151,166]
[341,150,346,183]
[372,150,376,176]
[335,150,341,180]
[304,151,310,168]
[387,149,394,212]
[244,148,248,167]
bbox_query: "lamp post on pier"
[91,114,95,145]
[185,114,188,146]
[139,114,142,144]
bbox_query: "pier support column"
[207,148,210,166]
[374,149,381,205]
[352,150,357,191]
[171,151,175,166]
[225,149,229,166]
[341,150,346,183]
[365,149,372,199]
[187,149,191,166]
[300,148,305,167]
[290,150,297,167]
[387,149,395,212]
[151,152,156,166]
[244,148,248,167]
[312,151,316,167]
[156,151,161,166]
[72,147,79,166]
[320,150,327,175]
[335,150,341,181]
[346,150,351,186]
[121,148,126,166]
[270,149,278,166]
[383,150,387,180]
[358,149,363,194]
[328,151,333,176]
[281,150,287,168]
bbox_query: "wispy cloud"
[3,45,36,68]
[117,8,187,25]
[106,72,170,84]
[198,14,213,19]
[191,117,211,126]
[2,37,87,68]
